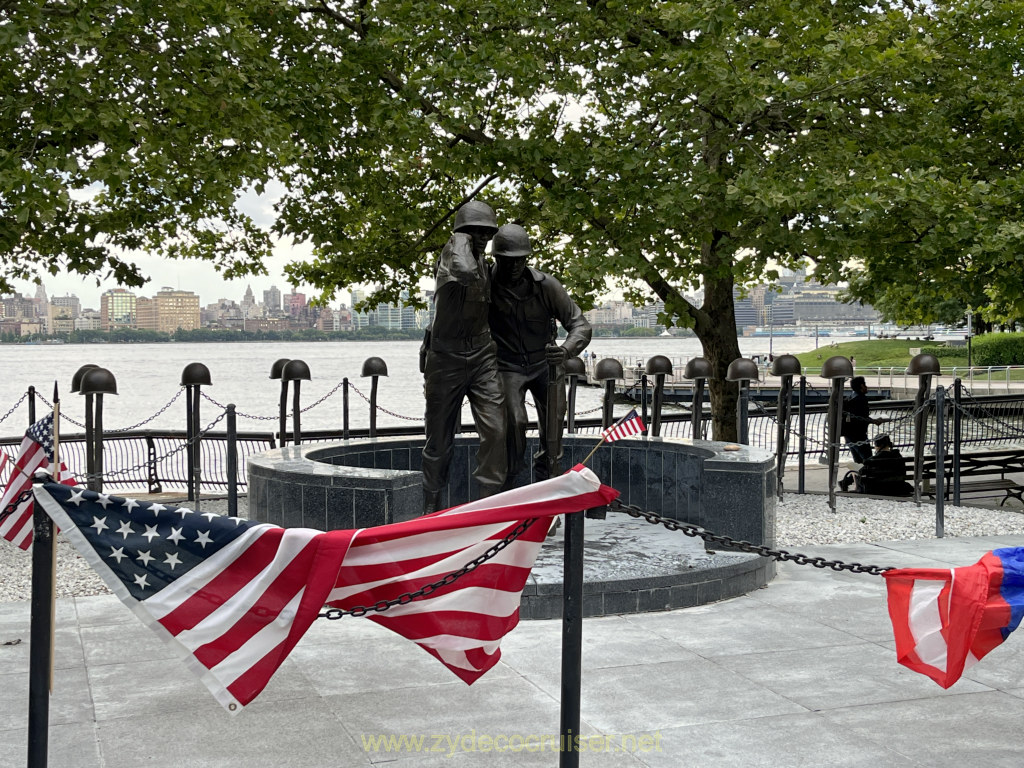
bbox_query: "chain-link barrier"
[0,392,28,427]
[0,488,34,525]
[748,394,933,454]
[348,381,424,422]
[90,409,228,482]
[318,518,538,618]
[955,386,1024,441]
[609,500,894,575]
[200,391,278,422]
[38,390,184,433]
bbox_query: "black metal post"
[558,510,585,768]
[648,374,664,438]
[913,375,932,507]
[94,393,104,493]
[185,385,194,505]
[84,393,95,491]
[737,382,750,445]
[640,374,649,433]
[368,375,379,438]
[566,374,578,434]
[953,378,962,506]
[292,380,302,446]
[935,386,946,538]
[192,386,202,510]
[278,379,289,448]
[28,385,36,424]
[826,379,845,513]
[776,375,793,500]
[798,376,807,494]
[601,380,615,430]
[342,377,350,440]
[691,379,705,440]
[27,476,54,768]
[227,404,238,518]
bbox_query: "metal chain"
[0,392,28,426]
[298,379,347,413]
[0,488,35,524]
[93,409,228,481]
[955,387,1024,440]
[749,396,932,451]
[348,381,424,422]
[36,390,183,432]
[318,518,538,618]
[200,391,278,421]
[608,500,894,575]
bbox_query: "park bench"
[920,450,1024,506]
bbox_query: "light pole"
[967,306,973,368]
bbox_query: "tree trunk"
[696,270,742,442]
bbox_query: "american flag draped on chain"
[0,413,75,549]
[33,465,618,712]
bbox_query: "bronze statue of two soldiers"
[421,202,591,513]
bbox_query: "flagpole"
[27,391,58,768]
[579,437,607,467]
[49,384,59,689]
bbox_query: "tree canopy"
[1,0,296,290]
[4,0,1024,437]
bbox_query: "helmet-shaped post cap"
[595,358,624,381]
[908,353,941,376]
[726,358,759,382]
[770,354,802,377]
[453,201,498,235]
[683,357,712,380]
[491,223,532,259]
[564,356,586,377]
[821,356,854,380]
[645,355,673,376]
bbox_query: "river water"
[0,336,826,436]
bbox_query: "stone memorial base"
[246,434,777,616]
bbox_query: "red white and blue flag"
[0,413,75,549]
[601,409,646,442]
[34,465,618,712]
[884,548,1024,688]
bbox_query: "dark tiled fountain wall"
[247,435,776,549]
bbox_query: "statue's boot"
[423,489,441,516]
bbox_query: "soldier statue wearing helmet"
[489,223,592,488]
[420,200,507,514]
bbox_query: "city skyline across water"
[0,337,825,438]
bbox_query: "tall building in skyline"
[100,288,136,331]
[51,295,81,318]
[136,288,201,333]
[263,285,282,313]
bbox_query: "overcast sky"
[11,182,334,311]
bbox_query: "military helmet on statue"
[491,223,532,259]
[453,200,499,235]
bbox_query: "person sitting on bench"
[839,435,913,496]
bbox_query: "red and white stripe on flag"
[326,464,620,684]
[0,436,72,550]
[601,409,646,443]
[34,465,619,712]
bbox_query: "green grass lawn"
[793,339,955,369]
[791,340,1024,380]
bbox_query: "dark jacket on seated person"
[860,449,913,496]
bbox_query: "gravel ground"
[2,493,1023,603]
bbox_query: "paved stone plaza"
[4,533,1024,767]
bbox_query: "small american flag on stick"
[0,413,75,549]
[601,409,646,442]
